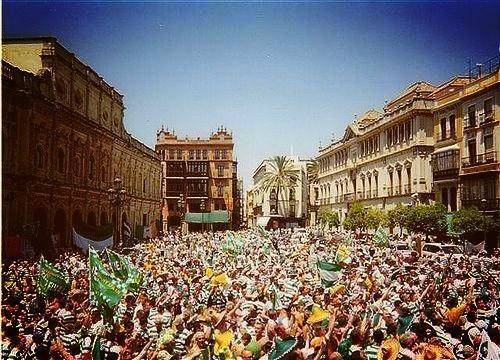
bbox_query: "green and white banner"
[37,257,70,297]
[89,249,125,309]
[317,260,342,287]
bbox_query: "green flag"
[123,259,142,293]
[373,227,389,247]
[256,225,269,239]
[223,232,236,254]
[37,257,70,297]
[106,249,143,292]
[89,249,125,309]
[91,334,101,360]
[317,260,342,287]
[106,249,128,280]
[262,242,270,255]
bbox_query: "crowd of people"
[2,228,499,359]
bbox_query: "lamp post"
[177,193,186,235]
[481,198,487,246]
[200,199,205,233]
[108,177,127,248]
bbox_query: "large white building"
[247,156,310,229]
[315,82,436,223]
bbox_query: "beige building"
[247,156,310,228]
[432,65,499,217]
[315,82,436,222]
[2,37,162,252]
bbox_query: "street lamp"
[481,198,487,246]
[200,199,205,233]
[108,177,127,248]
[177,193,186,235]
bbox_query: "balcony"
[462,151,498,167]
[480,111,495,125]
[461,198,500,211]
[186,170,208,178]
[186,191,208,198]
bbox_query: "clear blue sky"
[3,2,500,187]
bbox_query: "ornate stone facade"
[155,127,237,231]
[315,82,436,223]
[2,37,161,252]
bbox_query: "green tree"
[387,204,410,235]
[451,207,495,236]
[306,160,319,184]
[405,203,447,239]
[366,207,388,230]
[343,202,368,231]
[318,209,340,229]
[261,156,299,215]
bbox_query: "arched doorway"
[33,206,48,253]
[88,212,97,226]
[54,209,66,247]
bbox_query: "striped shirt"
[281,280,299,308]
[59,332,80,351]
[365,344,380,360]
[173,329,191,356]
[147,308,160,340]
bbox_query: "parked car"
[422,242,463,259]
[394,243,412,256]
[291,227,308,239]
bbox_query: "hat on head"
[268,337,297,360]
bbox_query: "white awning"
[256,216,271,227]
[433,144,459,154]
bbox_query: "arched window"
[143,177,147,193]
[289,188,295,201]
[57,148,65,173]
[35,145,44,169]
[217,185,224,197]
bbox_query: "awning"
[433,144,459,154]
[185,211,230,224]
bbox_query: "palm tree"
[306,160,319,184]
[261,156,299,215]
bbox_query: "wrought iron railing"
[462,151,498,167]
[467,55,500,79]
